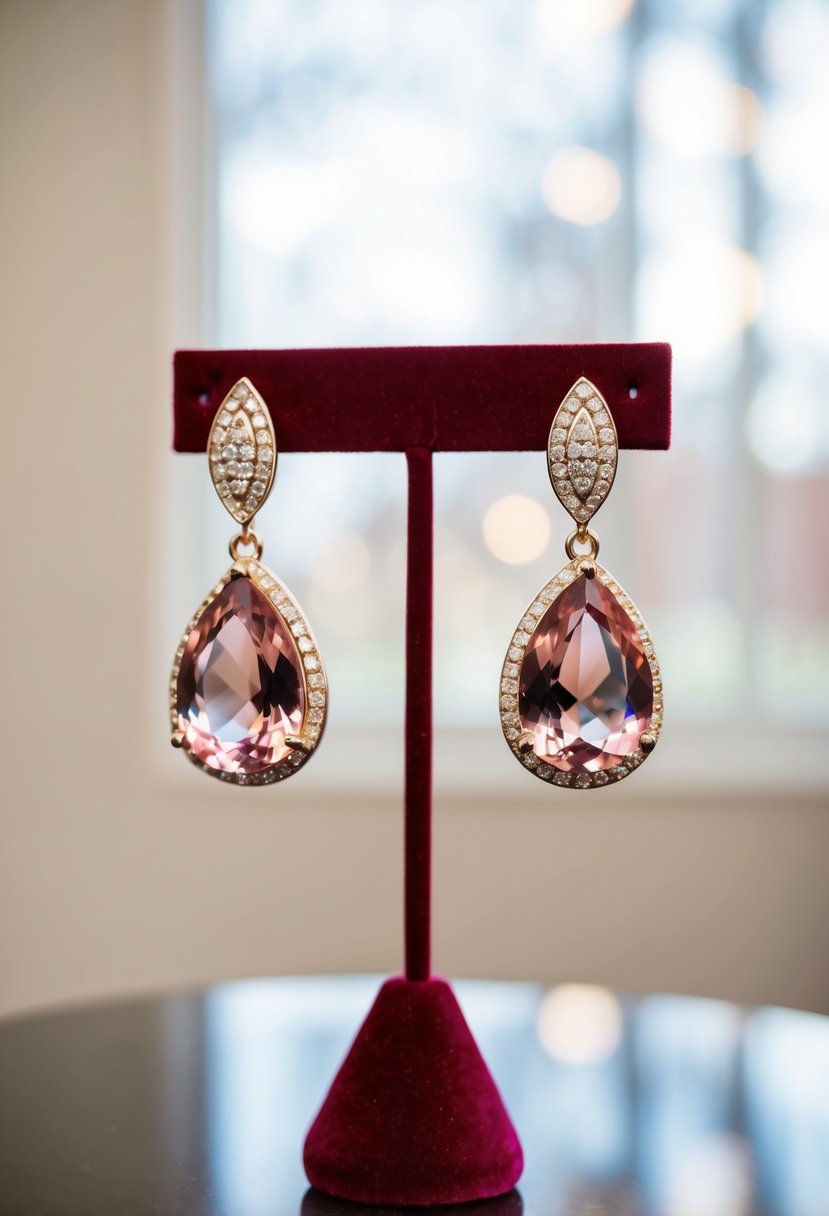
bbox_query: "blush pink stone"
[519,574,653,773]
[176,576,305,774]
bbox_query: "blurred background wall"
[0,0,826,1020]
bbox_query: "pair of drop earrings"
[170,376,662,790]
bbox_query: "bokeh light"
[482,495,551,565]
[533,0,634,50]
[637,42,762,159]
[542,147,622,226]
[537,984,623,1065]
[638,241,764,365]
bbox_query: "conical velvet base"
[303,976,523,1206]
[301,1184,525,1215]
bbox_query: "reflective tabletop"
[1,977,828,1216]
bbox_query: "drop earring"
[500,378,662,788]
[169,378,327,785]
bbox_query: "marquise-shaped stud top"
[500,562,662,788]
[170,560,327,785]
[208,378,276,526]
[548,378,618,526]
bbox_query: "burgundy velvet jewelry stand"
[173,344,672,1207]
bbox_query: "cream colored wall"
[1,0,827,1021]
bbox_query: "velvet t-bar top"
[173,343,672,453]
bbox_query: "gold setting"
[169,377,327,786]
[501,376,662,790]
[169,559,328,786]
[499,559,662,789]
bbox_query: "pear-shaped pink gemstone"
[177,576,304,774]
[519,574,653,773]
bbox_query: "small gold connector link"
[565,527,600,562]
[229,525,264,562]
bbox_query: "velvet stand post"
[173,344,672,1207]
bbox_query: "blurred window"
[205,0,829,729]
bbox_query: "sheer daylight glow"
[310,532,372,593]
[638,241,764,364]
[210,0,829,720]
[746,379,825,475]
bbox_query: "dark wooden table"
[1,977,828,1215]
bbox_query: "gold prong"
[517,731,534,755]
[285,735,311,754]
[580,559,596,579]
[640,732,656,754]
[170,731,185,749]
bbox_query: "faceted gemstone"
[518,574,653,773]
[177,575,305,774]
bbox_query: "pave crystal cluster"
[208,378,276,525]
[547,377,617,525]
